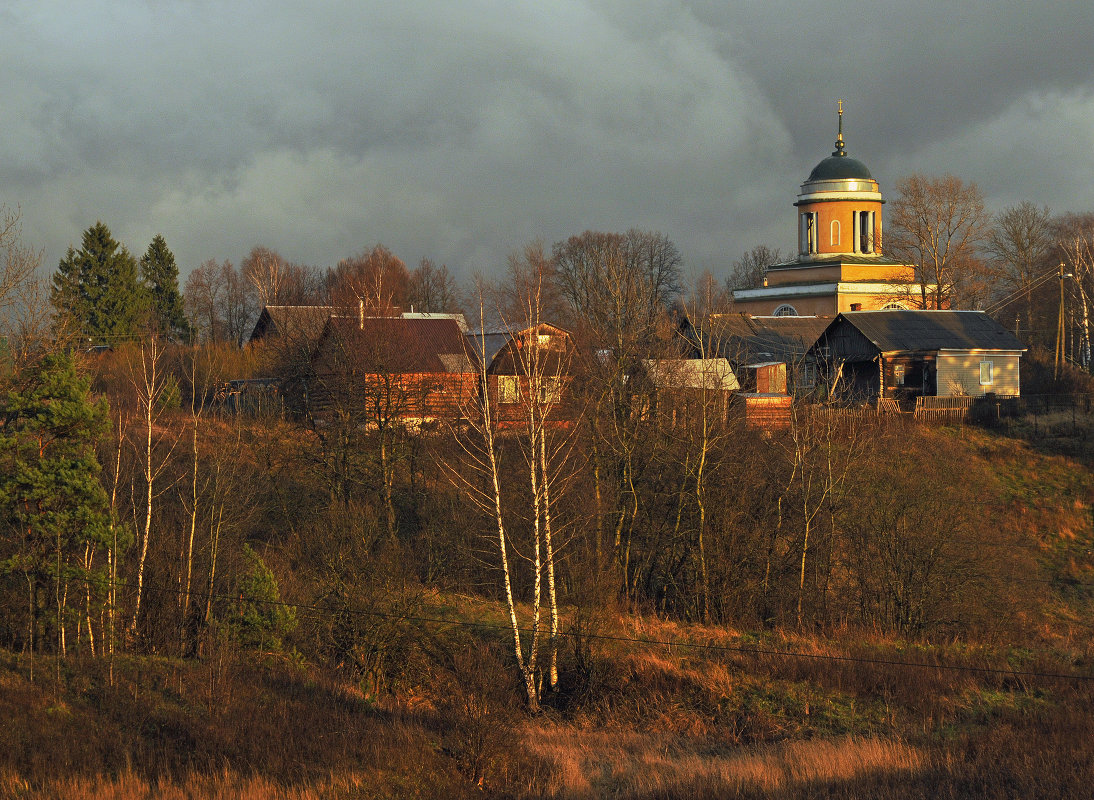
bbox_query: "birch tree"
[446,250,575,708]
[127,336,181,638]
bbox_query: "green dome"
[807,153,873,182]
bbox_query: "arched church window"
[858,210,874,253]
[881,302,906,310]
[773,304,799,317]
[801,212,819,255]
[830,219,840,246]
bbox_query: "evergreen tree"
[0,352,112,654]
[51,222,142,344]
[139,234,189,340]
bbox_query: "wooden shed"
[809,310,1026,406]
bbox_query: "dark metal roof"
[766,254,909,270]
[707,314,831,363]
[828,310,1027,353]
[321,316,478,374]
[465,332,511,368]
[806,153,873,182]
[249,305,341,344]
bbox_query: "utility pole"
[1056,262,1073,380]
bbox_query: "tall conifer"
[139,234,189,339]
[51,222,141,343]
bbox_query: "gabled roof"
[249,305,341,344]
[827,310,1027,353]
[319,316,479,374]
[465,323,572,372]
[706,314,831,363]
[465,332,512,369]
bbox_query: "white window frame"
[773,304,799,317]
[979,361,993,385]
[830,219,840,247]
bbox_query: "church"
[732,103,926,316]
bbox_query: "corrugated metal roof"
[323,316,478,374]
[835,310,1027,353]
[707,314,831,362]
[250,305,340,343]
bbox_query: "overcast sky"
[3,1,1094,289]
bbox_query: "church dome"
[806,153,873,182]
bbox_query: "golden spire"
[833,99,846,156]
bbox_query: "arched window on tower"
[830,219,840,247]
[858,210,874,253]
[801,212,819,255]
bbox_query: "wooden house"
[308,314,479,426]
[809,310,1026,405]
[701,314,831,393]
[467,323,574,427]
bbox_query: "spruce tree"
[51,222,142,344]
[0,352,112,654]
[139,234,189,340]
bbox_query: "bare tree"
[1058,220,1094,369]
[126,337,182,639]
[552,229,681,595]
[726,245,782,292]
[987,202,1054,342]
[0,205,52,369]
[326,245,409,311]
[184,259,228,342]
[445,247,575,708]
[887,174,991,309]
[408,258,458,312]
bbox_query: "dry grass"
[0,767,417,800]
[521,721,924,799]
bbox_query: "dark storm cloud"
[1,1,1092,287]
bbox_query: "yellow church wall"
[766,265,842,285]
[798,199,883,257]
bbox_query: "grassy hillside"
[5,347,1094,797]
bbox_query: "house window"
[773,304,798,317]
[980,361,993,385]
[538,376,562,404]
[893,364,905,386]
[498,375,519,403]
[800,362,817,388]
[830,219,840,247]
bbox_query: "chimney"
[359,298,364,329]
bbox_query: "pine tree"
[139,234,189,340]
[0,352,112,656]
[51,222,142,344]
